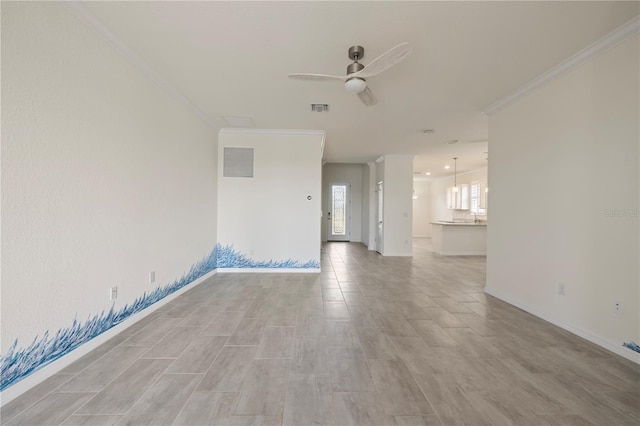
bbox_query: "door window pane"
[332,185,346,235]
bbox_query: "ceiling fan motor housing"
[346,62,364,76]
[348,45,364,61]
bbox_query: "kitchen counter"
[431,222,486,255]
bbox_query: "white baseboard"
[216,268,320,273]
[381,252,413,257]
[358,242,376,252]
[0,269,217,406]
[484,286,640,364]
[436,251,486,256]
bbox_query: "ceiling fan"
[288,42,413,107]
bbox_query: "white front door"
[328,182,350,241]
[376,181,383,253]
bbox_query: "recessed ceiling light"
[425,172,431,176]
[422,129,435,134]
[444,165,450,169]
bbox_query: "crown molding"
[381,154,416,159]
[483,16,640,116]
[424,166,488,182]
[320,133,326,159]
[58,1,218,131]
[374,154,415,164]
[219,128,325,137]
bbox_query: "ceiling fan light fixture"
[289,42,412,106]
[452,157,459,191]
[345,78,367,94]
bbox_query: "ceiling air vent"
[311,104,329,112]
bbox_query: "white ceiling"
[79,1,638,178]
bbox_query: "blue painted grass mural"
[623,341,640,354]
[0,244,319,390]
[216,244,320,269]
[0,248,217,391]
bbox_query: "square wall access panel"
[223,147,254,178]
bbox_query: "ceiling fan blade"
[288,73,345,81]
[357,86,377,106]
[354,42,413,79]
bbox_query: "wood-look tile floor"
[3,240,639,425]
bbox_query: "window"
[471,181,487,215]
[331,184,347,235]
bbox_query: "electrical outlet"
[149,271,155,284]
[558,283,566,296]
[614,301,623,314]
[110,286,118,301]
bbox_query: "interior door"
[328,182,350,241]
[376,181,383,253]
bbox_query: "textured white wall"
[412,180,431,237]
[217,130,323,266]
[322,163,364,242]
[1,2,217,354]
[362,162,378,250]
[381,156,414,256]
[486,35,639,359]
[361,165,371,246]
[374,160,385,252]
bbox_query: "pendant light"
[452,157,459,192]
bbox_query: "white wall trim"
[428,167,489,182]
[367,162,377,251]
[358,242,373,250]
[0,269,218,406]
[216,268,320,273]
[58,1,218,131]
[378,154,416,160]
[435,251,486,256]
[483,16,640,116]
[318,133,326,159]
[381,252,412,257]
[485,286,640,365]
[219,128,326,137]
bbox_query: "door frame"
[376,181,383,253]
[327,181,351,242]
